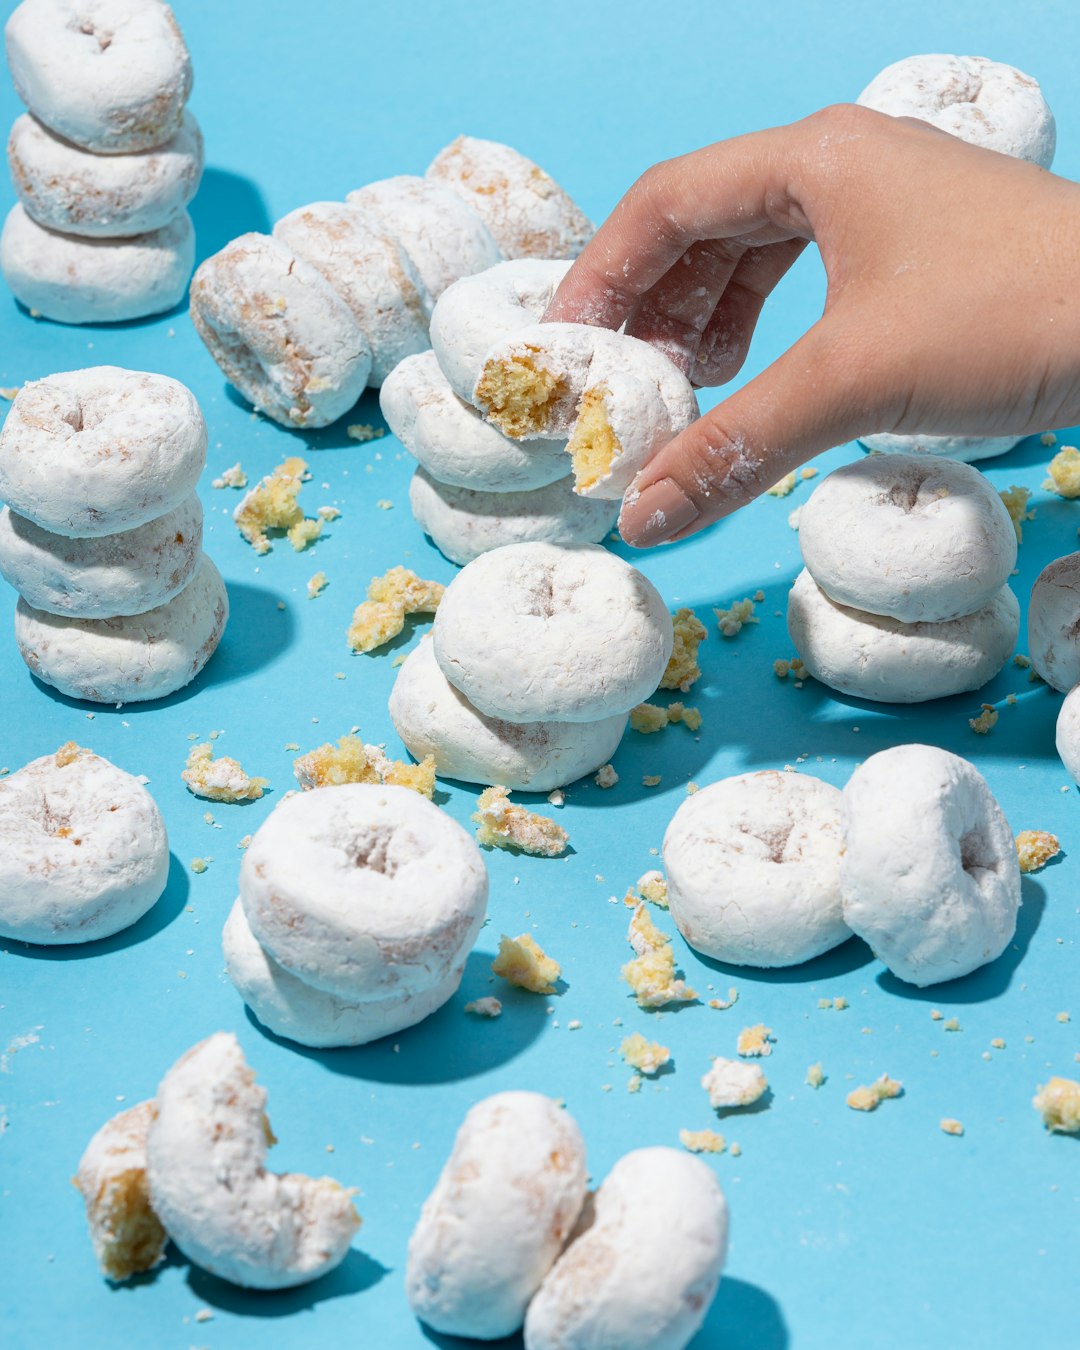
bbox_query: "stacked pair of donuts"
[190,136,592,429]
[389,540,674,791]
[1,0,200,323]
[787,454,1020,702]
[0,366,228,703]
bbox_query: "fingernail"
[619,477,700,547]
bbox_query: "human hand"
[543,105,1080,545]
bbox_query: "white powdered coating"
[0,203,193,322]
[701,1057,768,1109]
[75,1100,167,1278]
[5,0,192,153]
[347,174,500,303]
[146,1033,360,1289]
[273,201,431,386]
[432,542,674,723]
[857,54,1056,167]
[15,552,228,703]
[787,568,1018,703]
[389,636,627,790]
[0,745,168,943]
[427,135,593,261]
[381,350,569,492]
[429,258,572,403]
[409,466,618,567]
[663,770,850,968]
[798,454,1017,622]
[0,495,202,617]
[859,431,1025,464]
[189,232,372,428]
[8,109,202,237]
[223,899,465,1049]
[240,783,488,1002]
[524,1147,729,1350]
[1055,683,1080,783]
[406,1091,588,1340]
[1028,552,1080,691]
[841,744,1020,987]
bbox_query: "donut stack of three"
[787,454,1020,702]
[1,0,201,323]
[0,366,228,703]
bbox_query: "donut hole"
[475,349,567,438]
[347,825,402,877]
[959,826,991,877]
[567,384,620,491]
[881,462,935,513]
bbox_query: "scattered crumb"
[627,1074,643,1094]
[190,858,208,874]
[846,1074,903,1112]
[547,788,565,807]
[211,462,247,490]
[943,1018,961,1033]
[1057,1011,1071,1024]
[347,566,444,653]
[801,466,818,480]
[376,499,393,510]
[1041,431,1058,447]
[0,385,20,400]
[991,1038,1006,1050]
[702,1056,768,1109]
[234,456,317,554]
[969,703,998,735]
[806,1062,825,1089]
[464,997,502,1018]
[999,485,1035,542]
[766,471,797,498]
[473,785,568,856]
[1033,1076,1080,1133]
[940,1118,965,1136]
[621,1032,671,1076]
[679,1129,726,1154]
[708,989,738,1011]
[773,656,808,680]
[666,701,703,731]
[730,1142,742,1157]
[930,1010,943,1021]
[630,702,670,734]
[622,903,697,1008]
[492,933,561,994]
[1043,446,1080,498]
[736,1024,774,1058]
[237,834,252,850]
[307,571,328,599]
[635,870,668,908]
[194,1308,214,1324]
[346,423,385,442]
[714,597,759,638]
[642,775,662,788]
[594,763,619,789]
[661,608,707,691]
[787,506,801,530]
[181,743,267,803]
[294,734,435,799]
[1016,830,1061,873]
[833,997,848,1011]
[317,505,342,521]
[1014,653,1032,669]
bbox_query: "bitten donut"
[841,744,1020,986]
[787,569,1019,703]
[0,742,168,944]
[189,233,373,428]
[474,322,699,499]
[223,900,465,1049]
[381,350,569,492]
[273,202,430,386]
[8,110,202,237]
[858,430,1024,464]
[427,135,593,261]
[347,175,500,302]
[524,1147,729,1350]
[432,542,674,723]
[239,783,488,1002]
[0,495,202,617]
[410,467,618,566]
[662,770,850,968]
[0,366,205,537]
[857,54,1056,167]
[389,636,628,790]
[406,1091,588,1340]
[429,258,572,403]
[146,1033,360,1289]
[0,203,193,323]
[75,1101,168,1280]
[5,0,192,153]
[798,453,1017,622]
[1028,552,1080,691]
[1055,683,1080,783]
[15,552,228,703]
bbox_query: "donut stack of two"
[190,136,593,431]
[1,0,200,324]
[0,366,228,704]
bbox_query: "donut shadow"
[190,166,272,267]
[690,1275,791,1350]
[422,1326,523,1350]
[222,383,389,452]
[684,932,877,989]
[184,1247,388,1316]
[0,852,189,960]
[10,291,191,330]
[984,428,1078,471]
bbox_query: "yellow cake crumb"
[991,1037,1006,1050]
[307,571,328,600]
[190,857,208,874]
[376,499,393,510]
[660,608,707,692]
[622,903,696,1008]
[1041,431,1058,447]
[567,383,620,490]
[679,1129,726,1154]
[969,703,998,735]
[999,485,1035,542]
[774,656,808,680]
[347,566,444,653]
[211,462,247,490]
[380,754,437,798]
[714,597,759,638]
[181,744,267,803]
[620,1032,671,1076]
[630,702,670,734]
[635,870,668,908]
[666,701,703,732]
[54,740,84,768]
[943,1017,961,1032]
[293,734,435,799]
[736,1024,773,1057]
[1057,1011,1071,1024]
[464,997,502,1018]
[642,774,662,788]
[473,785,568,856]
[806,1062,825,1089]
[801,466,818,479]
[940,1117,965,1136]
[766,471,797,498]
[287,517,322,551]
[0,385,20,401]
[1016,830,1061,873]
[475,346,568,439]
[234,456,314,554]
[1032,1076,1080,1133]
[1043,445,1080,498]
[317,505,342,521]
[709,988,738,1011]
[729,1142,742,1157]
[492,933,561,994]
[846,1074,903,1112]
[346,423,385,442]
[594,763,619,789]
[627,1074,643,1094]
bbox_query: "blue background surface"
[1,2,1078,1346]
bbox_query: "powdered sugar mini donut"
[0,366,206,537]
[0,495,200,618]
[146,1032,360,1289]
[15,552,228,703]
[858,431,1024,464]
[190,233,372,428]
[798,454,1016,622]
[1,203,193,322]
[841,744,1020,986]
[389,636,627,790]
[427,135,593,261]
[8,109,203,237]
[410,467,618,566]
[75,1100,168,1280]
[6,0,192,154]
[857,55,1056,168]
[1028,552,1080,691]
[273,202,430,386]
[524,1147,729,1350]
[0,742,168,944]
[662,770,850,968]
[381,350,569,492]
[406,1091,588,1339]
[433,542,674,723]
[1055,683,1080,783]
[787,569,1018,703]
[347,175,500,303]
[429,258,572,403]
[240,783,487,1003]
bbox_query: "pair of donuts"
[788,454,1019,702]
[191,138,593,428]
[2,0,201,323]
[0,366,227,702]
[389,541,673,791]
